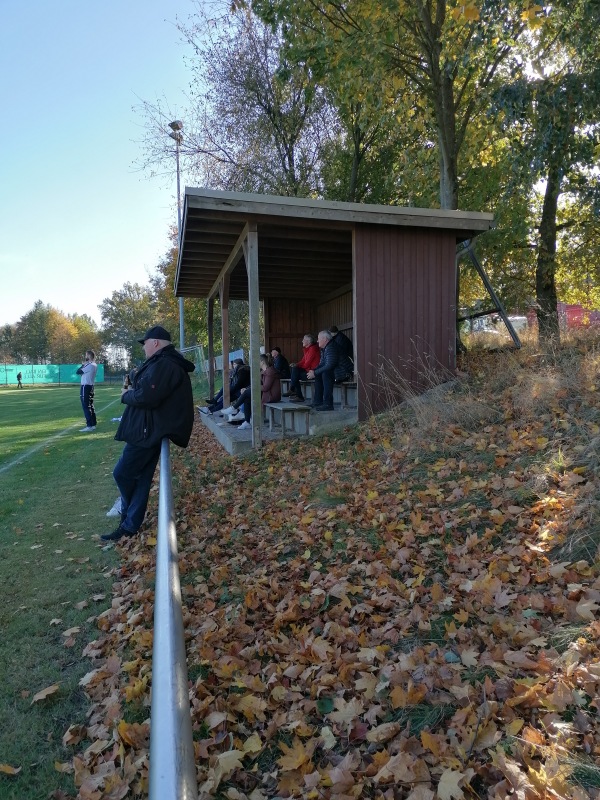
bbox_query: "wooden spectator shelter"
[175,188,493,447]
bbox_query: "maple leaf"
[407,787,435,800]
[373,751,417,783]
[327,696,364,732]
[63,724,87,747]
[117,720,150,748]
[277,737,312,771]
[200,750,245,794]
[242,733,262,754]
[576,599,599,621]
[233,693,267,722]
[437,768,469,800]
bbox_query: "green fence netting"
[1,364,105,385]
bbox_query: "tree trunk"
[535,165,561,344]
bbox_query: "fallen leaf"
[0,764,21,775]
[31,683,60,704]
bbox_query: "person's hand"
[307,370,314,379]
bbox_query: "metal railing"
[148,438,196,799]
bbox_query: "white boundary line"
[0,397,121,476]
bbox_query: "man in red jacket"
[283,334,320,401]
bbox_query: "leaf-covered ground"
[67,338,600,799]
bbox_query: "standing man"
[77,350,97,432]
[16,371,23,389]
[101,325,195,542]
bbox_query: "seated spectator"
[200,359,250,414]
[333,349,353,384]
[229,354,281,430]
[329,325,354,364]
[271,347,291,378]
[306,330,341,411]
[282,334,320,401]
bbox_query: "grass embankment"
[64,334,600,799]
[0,386,124,799]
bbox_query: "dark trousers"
[113,443,161,534]
[242,393,252,422]
[80,384,96,426]
[290,366,308,397]
[313,370,334,407]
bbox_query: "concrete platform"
[198,403,358,456]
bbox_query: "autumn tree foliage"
[135,5,333,197]
[5,301,103,364]
[131,0,600,345]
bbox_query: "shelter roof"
[175,188,494,301]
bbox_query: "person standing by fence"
[16,371,23,389]
[77,350,97,432]
[101,326,195,542]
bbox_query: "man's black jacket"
[116,345,195,448]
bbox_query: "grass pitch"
[0,385,125,799]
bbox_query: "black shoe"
[204,397,215,404]
[101,526,136,542]
[314,404,334,411]
[282,391,293,397]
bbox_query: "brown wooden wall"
[354,224,457,419]
[264,298,318,362]
[317,288,353,341]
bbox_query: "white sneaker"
[228,411,245,422]
[79,426,96,432]
[106,497,122,517]
[198,406,211,414]
[238,421,251,430]
[222,406,236,416]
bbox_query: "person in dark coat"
[307,330,341,411]
[329,325,354,364]
[200,358,250,414]
[271,347,291,378]
[101,325,195,542]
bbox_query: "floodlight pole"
[169,120,185,350]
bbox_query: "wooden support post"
[244,224,262,449]
[220,276,230,408]
[207,298,215,400]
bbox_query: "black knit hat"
[138,325,172,344]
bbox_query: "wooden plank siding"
[354,225,457,420]
[264,298,318,362]
[317,291,353,341]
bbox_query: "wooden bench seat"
[264,402,311,436]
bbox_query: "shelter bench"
[264,402,311,436]
[299,380,357,408]
[279,378,357,408]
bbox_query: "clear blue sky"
[0,0,195,327]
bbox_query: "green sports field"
[0,385,125,799]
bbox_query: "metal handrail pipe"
[149,438,196,799]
